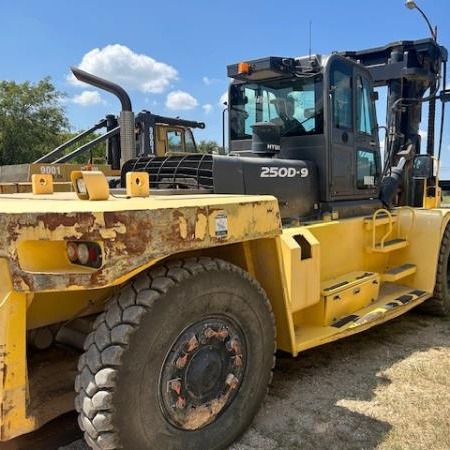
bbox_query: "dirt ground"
[35,310,450,449]
[231,311,450,450]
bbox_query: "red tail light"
[66,241,102,268]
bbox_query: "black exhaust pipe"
[71,67,135,166]
[71,67,132,111]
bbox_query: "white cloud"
[166,90,198,110]
[202,104,213,114]
[203,76,221,85]
[69,44,177,93]
[71,90,104,106]
[219,91,228,106]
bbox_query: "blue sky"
[0,0,449,173]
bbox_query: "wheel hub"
[159,317,246,430]
[185,346,223,399]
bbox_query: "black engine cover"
[213,155,318,221]
[121,154,319,221]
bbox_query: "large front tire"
[75,257,275,450]
[421,223,450,316]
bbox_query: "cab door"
[329,59,355,198]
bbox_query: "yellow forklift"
[0,36,449,449]
[0,67,205,194]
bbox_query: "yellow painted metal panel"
[246,239,297,354]
[389,208,450,292]
[0,195,281,293]
[0,192,278,214]
[322,272,380,326]
[0,259,34,440]
[279,229,320,313]
[26,288,113,330]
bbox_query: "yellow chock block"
[71,171,110,200]
[126,172,150,197]
[31,174,54,194]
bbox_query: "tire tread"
[75,257,276,449]
[420,224,450,316]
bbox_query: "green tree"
[197,140,222,154]
[55,131,106,164]
[0,77,68,165]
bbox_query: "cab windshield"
[229,75,323,140]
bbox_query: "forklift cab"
[157,125,197,156]
[227,54,382,206]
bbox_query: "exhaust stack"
[71,67,135,166]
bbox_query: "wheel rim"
[159,316,247,430]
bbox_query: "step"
[381,263,416,282]
[363,214,398,231]
[366,238,408,254]
[294,284,431,353]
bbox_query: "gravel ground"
[57,310,450,450]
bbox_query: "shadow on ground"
[231,311,450,450]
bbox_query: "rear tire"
[75,257,275,450]
[420,223,450,316]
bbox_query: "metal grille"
[121,154,214,189]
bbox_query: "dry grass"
[231,312,450,450]
[339,347,450,450]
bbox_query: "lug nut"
[175,396,185,409]
[168,379,182,395]
[175,354,189,369]
[185,335,199,353]
[225,373,239,390]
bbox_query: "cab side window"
[185,131,196,153]
[357,149,377,189]
[330,62,353,131]
[357,76,375,135]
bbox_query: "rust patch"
[103,211,159,255]
[35,213,84,232]
[179,388,235,430]
[0,198,281,292]
[0,347,7,395]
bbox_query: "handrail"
[372,208,393,250]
